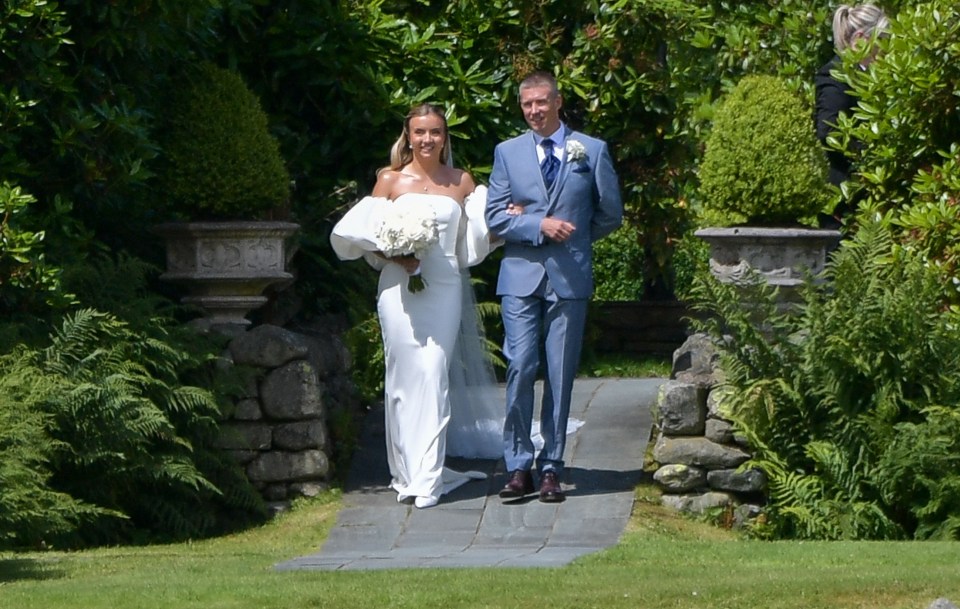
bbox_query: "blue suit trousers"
[501,277,587,475]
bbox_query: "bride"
[330,103,503,509]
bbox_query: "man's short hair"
[519,70,559,98]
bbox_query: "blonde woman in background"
[815,3,890,225]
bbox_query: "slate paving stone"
[274,378,663,571]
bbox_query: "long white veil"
[446,273,504,459]
[444,141,504,459]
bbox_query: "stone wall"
[647,333,764,525]
[212,321,358,510]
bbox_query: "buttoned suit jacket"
[485,126,623,299]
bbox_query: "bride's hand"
[392,255,420,273]
[506,203,525,216]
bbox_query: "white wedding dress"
[331,187,503,505]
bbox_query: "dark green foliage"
[0,355,109,548]
[0,0,233,263]
[0,182,72,314]
[691,220,960,539]
[43,308,264,547]
[345,313,386,408]
[671,231,711,303]
[878,406,960,540]
[592,224,647,301]
[0,261,266,549]
[698,75,829,227]
[161,63,290,220]
[830,0,960,290]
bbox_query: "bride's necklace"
[421,173,442,193]
[416,174,438,193]
[402,166,442,194]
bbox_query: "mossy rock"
[698,75,829,227]
[162,63,290,220]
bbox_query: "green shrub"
[0,182,71,315]
[831,0,960,291]
[592,223,646,301]
[0,302,266,549]
[671,230,711,303]
[691,220,960,540]
[697,75,829,227]
[161,62,290,220]
[0,357,107,548]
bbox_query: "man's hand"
[541,217,576,242]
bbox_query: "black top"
[815,55,858,187]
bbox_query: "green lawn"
[579,353,672,378]
[2,487,958,609]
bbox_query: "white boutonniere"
[565,139,587,162]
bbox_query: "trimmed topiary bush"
[698,75,829,227]
[161,63,290,220]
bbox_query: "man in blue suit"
[485,71,623,503]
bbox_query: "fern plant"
[0,301,265,548]
[0,353,111,548]
[690,219,960,540]
[41,308,265,546]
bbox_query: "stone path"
[276,377,662,571]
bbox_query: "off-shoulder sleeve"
[458,185,502,268]
[331,196,390,271]
[330,196,388,261]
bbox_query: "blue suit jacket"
[485,126,623,299]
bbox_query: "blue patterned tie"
[540,138,560,187]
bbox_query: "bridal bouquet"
[374,203,439,292]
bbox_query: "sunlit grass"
[580,353,672,378]
[2,485,958,609]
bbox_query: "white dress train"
[331,187,502,504]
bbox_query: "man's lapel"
[554,126,576,191]
[544,126,576,208]
[524,131,551,201]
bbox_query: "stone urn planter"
[155,221,299,326]
[695,226,842,300]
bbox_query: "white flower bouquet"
[565,139,587,162]
[374,203,439,292]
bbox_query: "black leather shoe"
[499,469,534,500]
[539,470,565,503]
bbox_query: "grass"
[579,353,672,378]
[2,485,958,609]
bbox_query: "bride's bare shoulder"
[451,169,476,204]
[373,167,402,198]
[375,167,402,183]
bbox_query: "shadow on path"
[276,377,663,571]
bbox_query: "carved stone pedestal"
[695,226,841,301]
[156,221,299,326]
